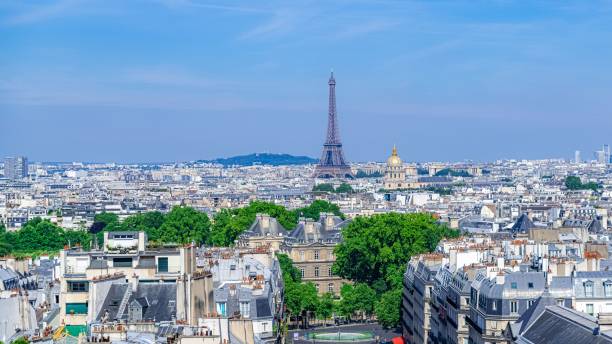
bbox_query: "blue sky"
[1,0,612,163]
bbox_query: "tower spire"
[314,71,352,179]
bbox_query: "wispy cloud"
[239,8,305,40]
[334,19,399,39]
[3,0,80,25]
[156,0,267,13]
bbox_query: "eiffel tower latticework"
[314,72,353,179]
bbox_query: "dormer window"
[511,282,518,289]
[604,280,612,297]
[584,280,594,298]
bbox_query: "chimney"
[325,213,334,228]
[257,214,270,229]
[496,272,505,285]
[497,257,505,270]
[132,275,139,292]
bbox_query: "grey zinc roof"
[510,290,558,338]
[518,305,612,344]
[512,214,535,233]
[97,283,176,322]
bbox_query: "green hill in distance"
[199,153,318,166]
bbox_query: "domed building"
[384,145,407,190]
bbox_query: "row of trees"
[312,183,354,193]
[0,200,345,257]
[278,254,374,328]
[0,218,91,257]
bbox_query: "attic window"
[511,282,517,289]
[230,264,236,270]
[584,280,594,298]
[528,282,534,289]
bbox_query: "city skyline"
[2,0,612,162]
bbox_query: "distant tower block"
[575,150,581,164]
[314,72,353,179]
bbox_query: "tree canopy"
[565,175,600,191]
[312,183,354,194]
[0,218,92,257]
[434,168,472,177]
[333,212,459,328]
[209,200,344,246]
[158,206,211,244]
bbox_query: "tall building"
[605,144,611,164]
[574,150,581,164]
[596,150,607,164]
[3,156,28,179]
[314,72,353,179]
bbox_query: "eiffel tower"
[314,72,353,179]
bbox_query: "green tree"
[312,183,335,193]
[300,282,319,328]
[295,200,344,221]
[375,288,402,328]
[333,213,458,291]
[277,253,301,284]
[121,211,165,241]
[209,201,298,246]
[158,206,211,244]
[93,212,119,229]
[10,218,65,252]
[565,176,600,191]
[565,176,583,190]
[317,292,335,321]
[337,283,376,320]
[12,338,29,344]
[335,183,354,194]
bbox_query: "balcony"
[464,316,483,335]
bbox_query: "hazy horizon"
[2,1,612,163]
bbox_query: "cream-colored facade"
[288,242,346,295]
[58,231,204,330]
[384,146,408,190]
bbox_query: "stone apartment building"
[59,231,206,336]
[238,212,350,295]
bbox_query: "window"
[157,257,169,273]
[300,267,305,279]
[328,283,334,293]
[510,301,518,313]
[491,300,497,311]
[239,302,250,318]
[328,266,333,277]
[216,302,227,316]
[67,281,89,292]
[314,250,320,260]
[315,284,319,292]
[528,299,535,308]
[586,303,594,316]
[557,299,564,306]
[585,281,594,298]
[528,282,534,289]
[299,251,304,261]
[314,266,320,277]
[511,282,518,289]
[113,257,133,268]
[66,302,88,315]
[605,281,612,297]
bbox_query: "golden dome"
[387,145,403,167]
